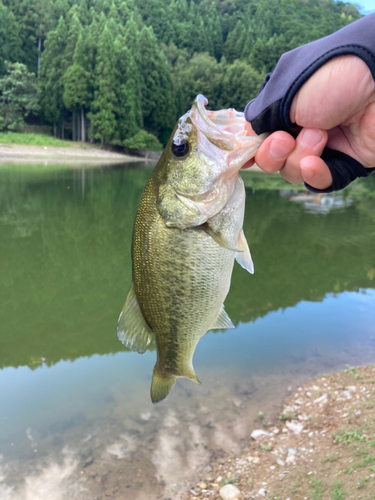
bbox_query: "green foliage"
[39,16,67,125]
[344,365,364,379]
[309,477,324,500]
[260,444,271,451]
[89,24,118,144]
[123,130,163,151]
[320,453,342,463]
[0,62,39,131]
[331,481,346,499]
[220,476,239,487]
[0,3,22,75]
[219,59,264,109]
[138,25,176,134]
[333,429,365,445]
[0,0,363,144]
[279,412,296,421]
[0,131,69,146]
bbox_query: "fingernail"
[269,139,291,159]
[300,129,324,148]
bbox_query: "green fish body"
[118,95,264,403]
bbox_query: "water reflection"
[0,164,375,499]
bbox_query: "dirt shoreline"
[0,143,150,164]
[0,143,265,172]
[185,365,375,500]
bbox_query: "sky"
[349,0,375,13]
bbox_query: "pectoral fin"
[203,223,241,252]
[235,229,254,274]
[117,284,152,354]
[210,305,235,330]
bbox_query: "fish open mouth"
[173,95,266,169]
[174,95,267,170]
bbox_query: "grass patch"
[331,481,346,499]
[356,476,369,489]
[333,429,365,445]
[344,365,364,380]
[279,413,296,421]
[309,477,324,500]
[220,476,238,487]
[321,453,342,463]
[289,481,301,494]
[362,400,375,409]
[0,132,71,147]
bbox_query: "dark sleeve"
[244,13,375,193]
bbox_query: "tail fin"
[150,366,177,404]
[150,365,201,404]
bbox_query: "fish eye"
[172,140,189,158]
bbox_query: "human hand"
[244,56,375,191]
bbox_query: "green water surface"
[1,163,375,498]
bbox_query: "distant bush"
[0,132,70,147]
[123,130,163,152]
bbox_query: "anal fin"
[210,304,235,330]
[235,229,254,274]
[117,283,152,354]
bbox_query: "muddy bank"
[0,143,150,164]
[185,365,375,500]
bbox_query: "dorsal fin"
[117,284,153,354]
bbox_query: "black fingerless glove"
[244,13,375,193]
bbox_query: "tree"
[3,0,54,74]
[88,24,117,144]
[172,52,223,111]
[138,25,176,139]
[0,3,22,75]
[218,59,264,110]
[0,62,39,131]
[39,16,67,137]
[113,35,143,142]
[63,31,92,142]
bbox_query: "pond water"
[0,163,375,500]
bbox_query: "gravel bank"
[185,365,375,500]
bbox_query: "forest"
[0,0,361,148]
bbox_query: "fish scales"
[118,95,265,403]
[133,175,236,374]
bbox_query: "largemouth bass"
[118,95,264,403]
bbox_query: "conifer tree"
[63,30,92,142]
[0,3,22,75]
[113,35,142,142]
[4,0,54,74]
[64,10,83,69]
[39,16,68,136]
[89,24,117,144]
[138,25,176,139]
